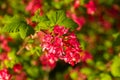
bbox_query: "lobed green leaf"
[2,16,35,39]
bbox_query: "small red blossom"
[64,47,81,66]
[80,51,92,62]
[26,0,43,15]
[54,25,68,36]
[26,18,36,27]
[106,5,119,18]
[40,53,58,70]
[0,69,12,80]
[42,34,53,43]
[15,72,27,80]
[0,35,11,61]
[71,14,86,30]
[53,37,63,47]
[0,53,8,61]
[13,63,22,73]
[0,35,10,52]
[65,32,80,50]
[85,0,96,15]
[73,0,80,9]
[99,16,112,30]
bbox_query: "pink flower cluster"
[39,25,82,69]
[0,69,12,80]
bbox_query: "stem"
[17,36,30,55]
[43,70,50,80]
[16,31,46,55]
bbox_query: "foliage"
[0,0,120,80]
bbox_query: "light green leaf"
[47,10,78,29]
[111,56,120,77]
[70,71,78,80]
[80,67,92,76]
[95,61,105,71]
[100,73,112,80]
[32,10,48,22]
[35,21,50,31]
[34,10,78,31]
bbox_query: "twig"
[17,36,30,55]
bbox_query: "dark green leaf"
[59,18,78,30]
[113,33,120,46]
[2,16,35,39]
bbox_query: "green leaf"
[111,56,120,77]
[35,21,50,31]
[19,24,34,39]
[47,10,78,29]
[70,71,78,80]
[80,67,92,76]
[26,66,40,78]
[34,10,78,31]
[59,18,78,30]
[32,10,48,23]
[113,33,120,46]
[2,16,35,39]
[100,73,112,80]
[95,61,105,71]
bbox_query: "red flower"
[0,69,12,80]
[0,35,10,52]
[0,53,8,61]
[64,47,81,66]
[0,35,11,61]
[13,63,22,73]
[40,53,58,70]
[26,18,36,27]
[42,34,53,43]
[26,0,43,15]
[80,51,92,62]
[85,0,96,15]
[74,0,80,9]
[71,14,86,30]
[99,16,112,30]
[15,72,27,80]
[54,25,68,36]
[66,32,81,50]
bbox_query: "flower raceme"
[0,69,12,80]
[39,25,84,69]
